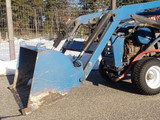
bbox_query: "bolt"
[147,73,154,80]
[130,14,134,18]
[113,13,117,17]
[88,62,92,66]
[79,78,84,83]
[74,61,81,67]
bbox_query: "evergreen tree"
[27,0,46,37]
[0,0,5,5]
[11,0,32,36]
[79,0,155,12]
[79,0,110,12]
[45,0,70,37]
[0,0,7,37]
[117,0,155,6]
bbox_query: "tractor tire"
[99,60,117,82]
[131,58,160,95]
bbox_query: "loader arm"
[71,0,160,77]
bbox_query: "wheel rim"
[145,66,160,89]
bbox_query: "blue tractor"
[10,1,160,114]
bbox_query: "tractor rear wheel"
[131,58,160,95]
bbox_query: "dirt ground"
[1,71,160,120]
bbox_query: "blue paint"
[31,50,84,95]
[75,12,103,25]
[84,1,160,77]
[85,22,120,76]
[70,12,103,36]
[136,27,152,44]
[112,1,160,21]
[112,36,125,68]
[36,43,47,51]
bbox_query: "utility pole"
[6,0,15,60]
[111,0,117,10]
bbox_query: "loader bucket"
[10,42,85,115]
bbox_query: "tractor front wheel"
[99,60,118,82]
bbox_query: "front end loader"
[10,1,160,114]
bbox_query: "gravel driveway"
[0,71,160,120]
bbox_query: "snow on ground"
[0,38,53,75]
[0,60,17,75]
[0,38,100,75]
[0,38,54,61]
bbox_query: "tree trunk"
[34,9,38,37]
